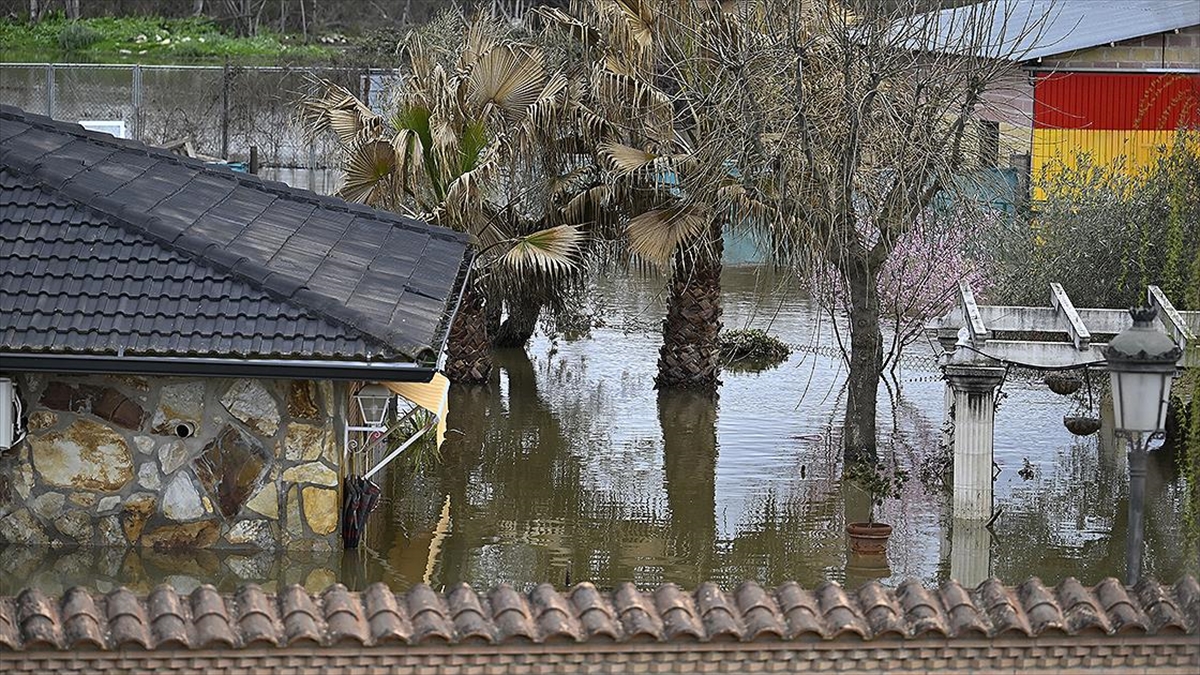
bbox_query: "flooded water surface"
[2,267,1195,595]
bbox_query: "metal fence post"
[221,59,230,160]
[131,64,143,140]
[45,64,55,118]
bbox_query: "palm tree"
[537,0,770,393]
[303,12,599,382]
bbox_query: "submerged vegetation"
[718,329,792,372]
[0,14,336,64]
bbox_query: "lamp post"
[1103,307,1180,585]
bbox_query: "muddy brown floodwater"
[1,267,1195,595]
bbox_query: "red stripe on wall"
[1033,72,1200,130]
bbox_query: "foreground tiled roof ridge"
[0,104,471,362]
[0,576,1195,651]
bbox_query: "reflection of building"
[0,105,469,551]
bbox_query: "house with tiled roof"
[0,105,470,551]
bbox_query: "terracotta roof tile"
[695,582,743,642]
[653,584,704,642]
[146,585,190,649]
[1056,577,1111,635]
[733,582,786,641]
[1092,577,1148,634]
[529,583,583,643]
[189,585,236,649]
[1018,578,1068,635]
[60,587,105,650]
[612,583,663,642]
[569,583,621,641]
[0,598,20,650]
[235,581,279,643]
[1136,577,1189,634]
[857,582,907,639]
[0,577,1193,652]
[773,581,825,639]
[103,588,149,649]
[362,583,412,645]
[489,585,537,643]
[896,579,950,638]
[1174,576,1200,625]
[322,585,369,646]
[938,580,990,637]
[977,578,1033,636]
[275,585,317,646]
[446,583,494,644]
[406,585,454,644]
[815,581,869,638]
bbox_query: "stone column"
[945,364,1006,521]
[950,518,990,587]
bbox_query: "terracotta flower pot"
[845,522,893,554]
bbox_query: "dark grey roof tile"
[1,104,468,362]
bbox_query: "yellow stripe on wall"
[1031,128,1179,200]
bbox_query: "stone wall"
[0,373,346,551]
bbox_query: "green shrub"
[986,134,1200,309]
[57,23,102,51]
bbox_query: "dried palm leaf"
[500,224,583,277]
[626,205,710,264]
[339,140,397,206]
[467,46,548,124]
[599,141,659,176]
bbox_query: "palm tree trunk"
[842,256,882,464]
[493,296,542,348]
[445,285,492,384]
[656,219,723,392]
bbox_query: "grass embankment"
[0,15,337,65]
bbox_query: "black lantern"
[354,383,392,429]
[1103,307,1181,437]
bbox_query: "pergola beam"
[959,280,990,346]
[1148,285,1195,350]
[1050,283,1091,351]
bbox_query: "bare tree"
[544,0,1048,460]
[715,0,1047,462]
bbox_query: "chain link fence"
[0,63,392,194]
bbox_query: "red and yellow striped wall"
[1031,72,1200,197]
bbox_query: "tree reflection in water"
[2,270,1196,594]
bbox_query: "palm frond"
[467,45,547,123]
[626,205,710,264]
[339,140,397,206]
[599,141,659,176]
[500,224,584,277]
[559,183,610,227]
[302,81,379,146]
[610,0,656,48]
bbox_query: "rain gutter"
[0,352,437,382]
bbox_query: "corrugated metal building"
[919,0,1200,195]
[1032,70,1199,185]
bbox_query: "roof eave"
[0,352,437,383]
